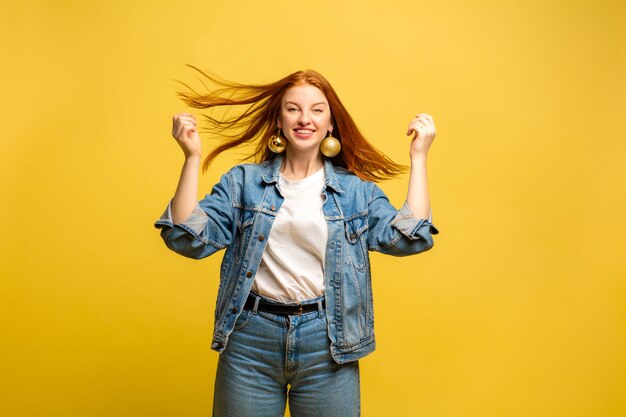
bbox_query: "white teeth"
[296,129,313,133]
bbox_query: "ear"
[277,118,282,129]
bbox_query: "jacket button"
[271,205,276,211]
[350,233,356,240]
[258,234,265,241]
[231,307,238,314]
[246,271,253,278]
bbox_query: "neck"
[280,152,324,181]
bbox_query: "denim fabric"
[213,294,359,417]
[155,155,438,363]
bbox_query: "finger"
[174,122,194,139]
[176,116,197,126]
[407,120,424,135]
[407,123,419,136]
[414,116,429,127]
[411,115,426,126]
[182,112,197,123]
[408,112,434,134]
[173,124,185,139]
[407,126,421,139]
[173,114,191,137]
[415,113,433,120]
[181,123,197,138]
[173,113,197,126]
[414,113,433,127]
[411,121,427,133]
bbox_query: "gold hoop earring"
[268,128,286,154]
[320,131,341,157]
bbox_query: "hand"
[406,113,436,158]
[172,113,202,159]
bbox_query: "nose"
[297,111,311,125]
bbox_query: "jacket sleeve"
[154,171,236,259]
[366,182,439,256]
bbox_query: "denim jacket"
[155,155,438,363]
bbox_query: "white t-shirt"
[252,167,327,303]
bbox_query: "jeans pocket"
[233,309,253,330]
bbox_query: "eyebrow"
[285,101,328,107]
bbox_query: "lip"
[292,128,316,139]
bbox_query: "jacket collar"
[260,154,344,193]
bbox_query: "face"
[278,84,332,156]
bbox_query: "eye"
[313,108,324,113]
[287,107,298,112]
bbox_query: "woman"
[155,68,438,417]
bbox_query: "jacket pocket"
[344,215,368,270]
[237,210,256,233]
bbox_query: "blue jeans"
[213,295,360,417]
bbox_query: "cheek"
[279,111,297,125]
[278,114,288,128]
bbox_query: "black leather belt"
[243,294,324,315]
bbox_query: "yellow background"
[2,0,625,416]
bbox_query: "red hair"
[178,66,406,182]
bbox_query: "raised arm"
[405,113,437,220]
[171,113,202,224]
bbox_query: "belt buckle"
[296,304,303,315]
